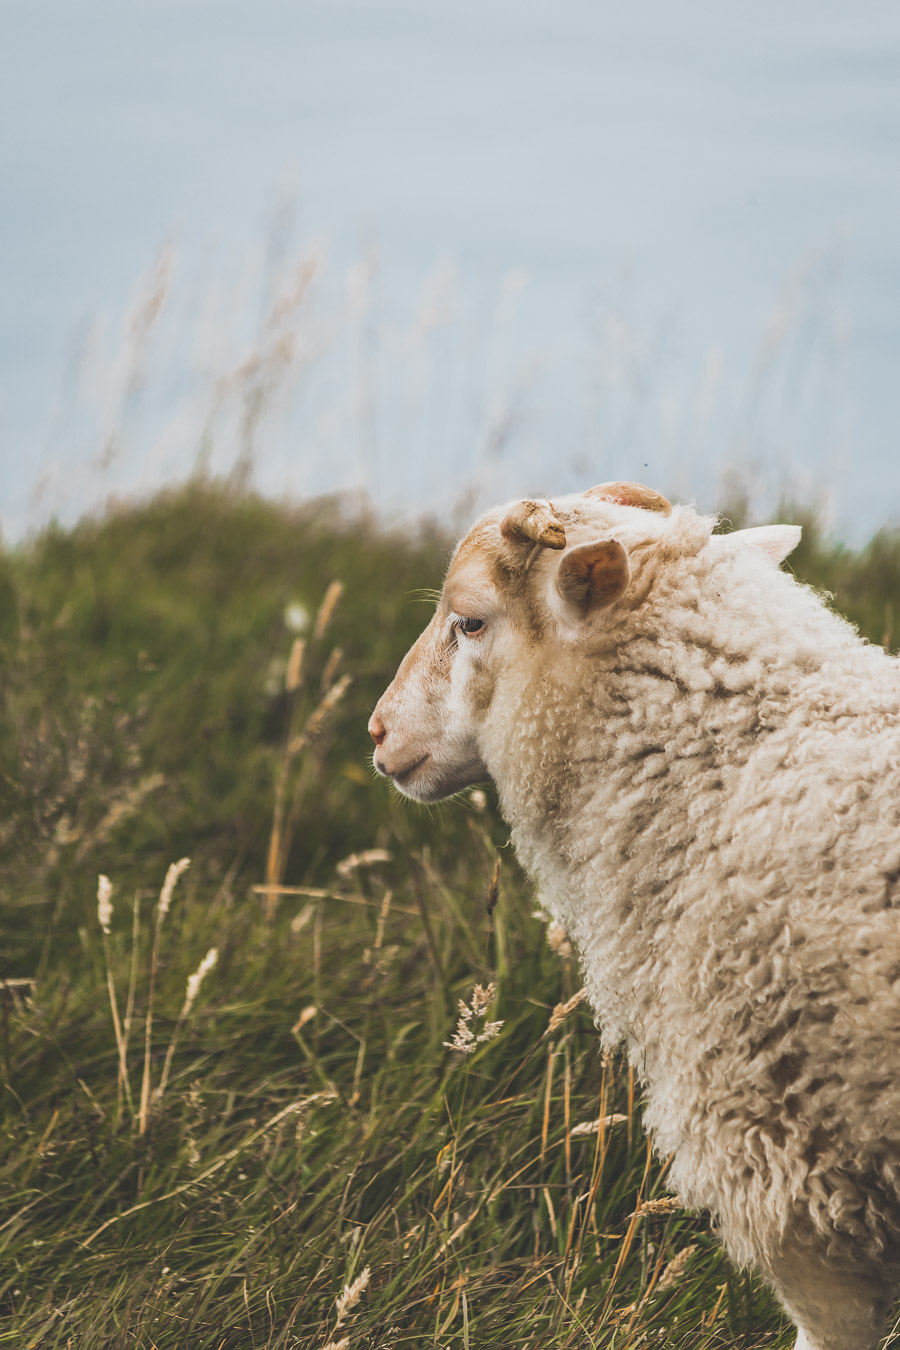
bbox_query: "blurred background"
[3,0,900,544]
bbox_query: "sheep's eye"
[454,616,485,636]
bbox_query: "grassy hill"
[2,482,898,1349]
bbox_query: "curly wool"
[487,501,900,1278]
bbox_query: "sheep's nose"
[368,712,387,746]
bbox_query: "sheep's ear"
[556,539,630,615]
[710,524,801,564]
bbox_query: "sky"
[3,0,900,541]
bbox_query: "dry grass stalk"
[570,1112,628,1137]
[336,849,392,878]
[96,874,134,1117]
[320,645,343,691]
[155,947,218,1106]
[438,1213,476,1253]
[138,858,191,1136]
[288,673,353,756]
[313,580,344,641]
[655,1243,699,1293]
[292,1005,317,1032]
[252,884,417,918]
[320,1339,350,1350]
[265,673,353,909]
[123,890,141,1063]
[633,1195,683,1218]
[285,637,306,693]
[544,986,587,1037]
[157,858,191,921]
[374,889,392,952]
[85,1092,335,1246]
[334,1265,370,1326]
[74,772,165,863]
[601,1140,655,1314]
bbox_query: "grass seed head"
[334,1265,370,1325]
[184,947,218,1013]
[444,982,504,1054]
[313,580,344,641]
[285,637,306,692]
[97,874,113,935]
[634,1195,683,1218]
[158,857,191,920]
[546,920,573,960]
[544,985,587,1037]
[336,849,392,878]
[655,1243,700,1292]
[570,1112,628,1137]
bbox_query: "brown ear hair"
[556,539,630,614]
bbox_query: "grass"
[2,479,900,1349]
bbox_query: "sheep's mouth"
[390,753,430,783]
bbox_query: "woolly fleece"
[373,493,900,1348]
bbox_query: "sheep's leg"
[770,1248,893,1350]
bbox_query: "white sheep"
[369,482,900,1350]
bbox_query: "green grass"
[2,481,899,1349]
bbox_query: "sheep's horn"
[585,481,672,516]
[500,499,567,550]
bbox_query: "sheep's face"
[368,485,663,803]
[369,484,802,803]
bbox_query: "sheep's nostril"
[369,712,387,746]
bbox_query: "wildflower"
[469,788,487,813]
[335,1265,370,1326]
[97,874,113,935]
[444,982,504,1054]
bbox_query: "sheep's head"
[369,483,802,803]
[368,482,678,802]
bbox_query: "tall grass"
[1,482,899,1347]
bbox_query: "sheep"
[369,482,900,1350]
